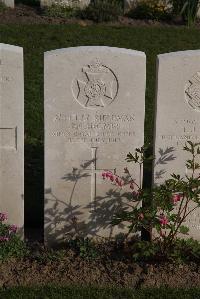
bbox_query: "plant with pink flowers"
[103,141,200,258]
[102,170,125,187]
[0,212,27,260]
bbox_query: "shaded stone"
[0,44,24,233]
[153,50,200,240]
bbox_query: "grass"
[1,286,200,299]
[1,24,200,231]
[0,2,7,12]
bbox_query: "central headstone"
[0,44,24,232]
[44,46,146,245]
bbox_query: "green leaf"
[195,163,200,169]
[171,173,180,180]
[179,225,189,235]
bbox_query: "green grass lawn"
[0,24,200,231]
[1,286,200,299]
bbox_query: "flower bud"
[172,194,181,204]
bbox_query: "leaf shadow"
[154,146,177,180]
[44,158,130,245]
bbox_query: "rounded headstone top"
[0,43,23,53]
[45,46,146,58]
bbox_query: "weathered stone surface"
[154,50,200,240]
[44,46,146,245]
[40,0,90,8]
[1,0,14,8]
[0,44,24,233]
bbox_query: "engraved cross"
[82,147,115,208]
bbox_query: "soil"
[1,241,200,289]
[0,3,190,27]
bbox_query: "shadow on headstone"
[44,158,131,246]
[154,146,176,180]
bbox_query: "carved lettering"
[0,76,12,82]
[51,112,135,144]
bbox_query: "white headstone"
[44,46,146,245]
[154,50,200,240]
[124,0,136,12]
[1,0,14,8]
[40,0,90,8]
[0,44,24,233]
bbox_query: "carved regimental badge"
[72,59,119,109]
[185,72,200,112]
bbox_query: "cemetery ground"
[0,1,199,27]
[2,24,200,297]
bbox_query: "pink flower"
[102,172,106,179]
[106,171,113,178]
[159,214,169,226]
[172,194,181,204]
[110,174,115,182]
[138,213,144,221]
[0,236,9,242]
[113,175,123,186]
[117,180,124,187]
[102,171,124,188]
[130,182,135,190]
[115,177,119,183]
[0,213,8,222]
[132,191,139,198]
[102,171,113,179]
[9,224,18,234]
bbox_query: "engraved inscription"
[51,113,135,144]
[185,72,200,112]
[72,59,119,109]
[0,127,17,150]
[157,118,200,179]
[0,76,12,83]
[158,119,200,146]
[80,147,115,209]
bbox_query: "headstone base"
[1,0,14,8]
[40,0,90,8]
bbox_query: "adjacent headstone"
[0,44,24,233]
[124,0,136,12]
[197,6,200,18]
[1,0,14,8]
[154,50,200,240]
[40,0,90,8]
[44,46,146,245]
